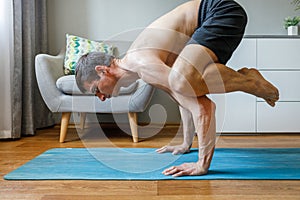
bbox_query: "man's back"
[127,0,200,65]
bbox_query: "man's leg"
[162,44,279,176]
[168,44,279,106]
[156,106,195,155]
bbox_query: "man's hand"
[162,162,208,177]
[156,144,192,155]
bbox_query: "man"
[75,0,279,177]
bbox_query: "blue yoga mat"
[4,148,300,180]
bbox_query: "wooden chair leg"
[79,112,87,130]
[128,112,138,143]
[60,112,71,143]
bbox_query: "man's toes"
[266,99,275,107]
[237,67,248,75]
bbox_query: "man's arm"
[156,106,195,155]
[162,95,216,177]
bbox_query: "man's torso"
[127,0,201,66]
[121,0,201,92]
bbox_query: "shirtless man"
[75,0,279,177]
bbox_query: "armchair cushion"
[64,34,115,75]
[56,75,138,96]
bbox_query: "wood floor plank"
[158,180,300,196]
[40,195,300,200]
[1,181,157,197]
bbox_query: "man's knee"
[168,68,189,94]
[168,66,207,96]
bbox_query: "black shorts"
[187,0,248,64]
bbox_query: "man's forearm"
[179,106,195,146]
[193,96,217,172]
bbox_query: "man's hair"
[75,52,115,93]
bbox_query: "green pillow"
[64,34,115,75]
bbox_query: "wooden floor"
[1,124,300,200]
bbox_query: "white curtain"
[0,0,14,138]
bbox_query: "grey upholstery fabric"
[56,75,138,96]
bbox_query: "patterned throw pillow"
[63,34,115,75]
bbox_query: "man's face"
[84,70,119,101]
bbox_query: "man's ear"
[95,65,105,72]
[95,65,110,75]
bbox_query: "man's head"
[75,52,116,101]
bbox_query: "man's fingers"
[156,145,191,155]
[173,167,194,177]
[162,166,179,175]
[162,166,174,175]
[163,166,187,177]
[172,171,185,177]
[156,146,174,154]
[156,146,167,153]
[172,148,187,155]
[172,150,179,155]
[163,164,196,177]
[172,149,181,155]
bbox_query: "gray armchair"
[35,41,154,143]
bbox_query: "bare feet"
[238,68,279,107]
[156,143,192,155]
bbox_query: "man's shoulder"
[125,50,164,65]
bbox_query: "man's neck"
[113,58,139,87]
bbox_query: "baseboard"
[55,122,181,129]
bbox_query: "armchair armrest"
[35,50,65,112]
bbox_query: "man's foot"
[238,68,279,107]
[156,143,192,155]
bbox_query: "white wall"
[47,0,300,124]
[47,0,189,54]
[237,0,299,35]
